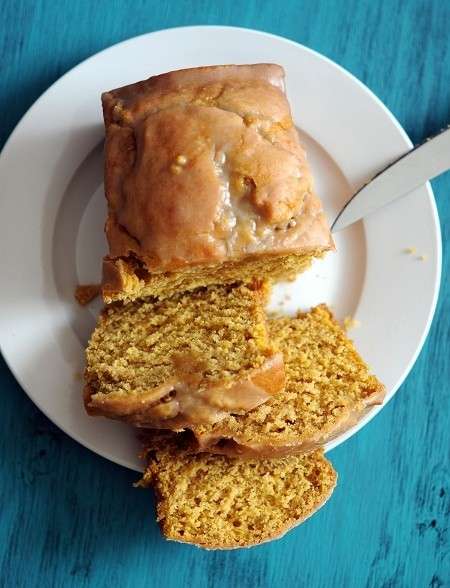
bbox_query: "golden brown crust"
[192,385,385,457]
[101,259,130,298]
[84,352,285,428]
[101,64,333,301]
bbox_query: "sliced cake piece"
[189,304,385,456]
[139,432,336,549]
[101,63,333,303]
[84,282,284,427]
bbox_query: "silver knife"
[331,126,450,232]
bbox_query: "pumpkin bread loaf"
[101,63,333,303]
[139,432,337,549]
[84,282,284,427]
[187,305,385,455]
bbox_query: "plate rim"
[0,25,442,470]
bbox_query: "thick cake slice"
[189,305,385,456]
[84,283,284,427]
[101,63,333,303]
[140,433,336,549]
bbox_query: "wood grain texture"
[0,1,449,586]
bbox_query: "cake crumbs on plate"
[403,247,428,262]
[75,284,101,306]
[343,316,361,330]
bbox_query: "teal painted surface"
[0,1,449,586]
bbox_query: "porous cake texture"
[140,433,337,549]
[189,305,385,455]
[84,282,284,428]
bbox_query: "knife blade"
[331,126,450,232]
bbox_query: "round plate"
[0,26,441,472]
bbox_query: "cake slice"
[101,63,333,303]
[188,305,385,456]
[84,282,284,427]
[139,432,336,549]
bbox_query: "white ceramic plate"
[0,26,441,471]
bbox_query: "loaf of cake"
[84,282,284,427]
[186,305,385,455]
[101,64,333,303]
[139,432,337,549]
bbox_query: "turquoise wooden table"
[0,1,449,586]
